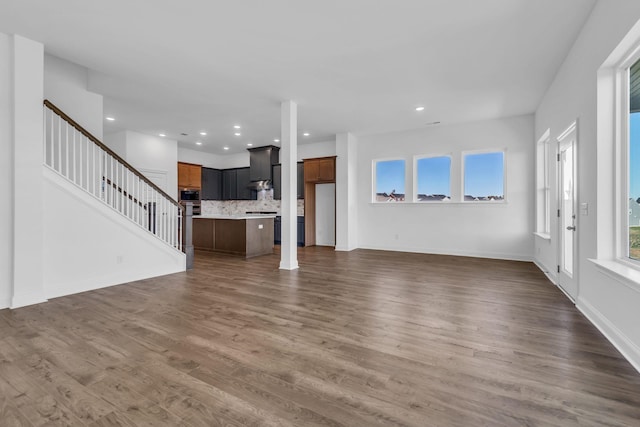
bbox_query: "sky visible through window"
[464,152,504,198]
[417,156,450,196]
[376,160,405,194]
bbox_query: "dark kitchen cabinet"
[221,167,255,200]
[272,162,304,200]
[248,146,280,182]
[297,162,304,198]
[274,216,305,247]
[201,167,222,200]
[222,169,237,200]
[272,164,281,200]
[236,167,253,200]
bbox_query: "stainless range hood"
[247,180,271,190]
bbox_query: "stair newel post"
[183,202,194,269]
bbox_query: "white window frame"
[461,149,507,203]
[536,130,551,237]
[413,154,452,202]
[617,50,640,266]
[590,19,640,290]
[372,158,407,203]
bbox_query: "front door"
[557,123,578,300]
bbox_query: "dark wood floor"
[1,248,640,426]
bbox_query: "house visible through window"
[463,151,505,201]
[415,156,451,201]
[374,159,405,202]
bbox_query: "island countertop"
[194,214,277,220]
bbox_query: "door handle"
[566,226,576,231]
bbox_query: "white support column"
[280,101,299,270]
[335,132,358,251]
[11,35,46,308]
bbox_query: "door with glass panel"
[557,123,578,300]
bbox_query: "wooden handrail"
[43,99,182,210]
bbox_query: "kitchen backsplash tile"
[202,199,304,216]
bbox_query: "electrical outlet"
[116,255,123,264]
[258,224,263,229]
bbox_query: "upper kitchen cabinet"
[236,167,253,200]
[272,162,304,200]
[248,146,280,182]
[201,167,222,200]
[178,162,202,189]
[304,156,335,183]
[222,169,237,200]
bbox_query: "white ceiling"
[0,0,596,154]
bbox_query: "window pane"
[375,160,405,202]
[416,156,450,201]
[630,112,640,259]
[464,152,504,201]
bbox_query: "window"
[415,156,451,201]
[463,151,505,201]
[628,58,640,260]
[374,159,405,202]
[536,131,551,235]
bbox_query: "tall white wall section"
[0,32,13,308]
[11,35,46,308]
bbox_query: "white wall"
[178,147,224,168]
[106,130,178,200]
[299,139,336,160]
[0,32,12,308]
[12,35,45,308]
[535,0,640,371]
[357,115,534,261]
[44,54,103,139]
[43,168,185,299]
[178,140,337,171]
[316,183,336,246]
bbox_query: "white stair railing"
[43,100,183,252]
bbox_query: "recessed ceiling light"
[234,132,241,136]
[199,131,207,136]
[223,146,230,150]
[105,117,115,121]
[415,106,425,112]
[273,138,280,143]
[159,133,166,137]
[303,132,310,137]
[195,141,202,145]
[234,125,241,129]
[247,143,253,147]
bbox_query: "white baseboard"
[532,260,558,285]
[577,298,640,375]
[334,245,357,252]
[0,296,11,310]
[357,244,533,262]
[11,292,48,309]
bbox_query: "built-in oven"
[180,189,201,215]
[180,189,200,201]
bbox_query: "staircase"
[41,100,188,299]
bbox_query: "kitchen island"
[193,214,275,258]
